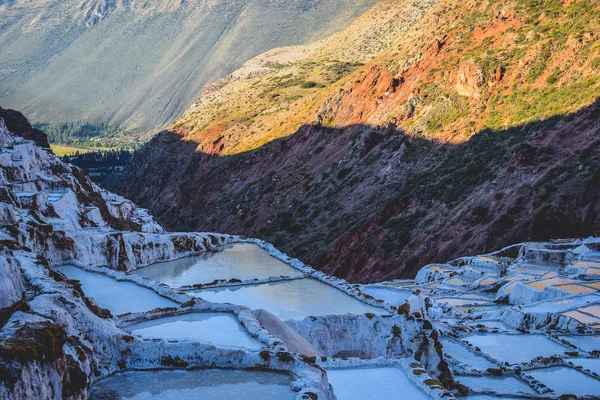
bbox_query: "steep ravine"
[113,0,600,283]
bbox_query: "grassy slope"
[50,145,113,157]
[171,0,439,154]
[173,0,599,152]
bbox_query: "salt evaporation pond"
[528,367,600,396]
[456,375,535,395]
[90,368,296,399]
[57,266,177,315]
[191,279,387,320]
[522,294,600,314]
[123,313,262,349]
[326,367,430,400]
[463,334,569,364]
[440,338,497,370]
[132,243,303,287]
[361,285,412,306]
[571,358,600,375]
[558,334,600,352]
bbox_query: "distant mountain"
[0,0,377,136]
[114,0,600,283]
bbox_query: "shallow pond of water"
[562,310,600,325]
[440,338,497,370]
[525,277,576,291]
[523,294,600,314]
[57,266,177,315]
[190,278,387,320]
[570,358,600,375]
[361,285,412,306]
[463,334,569,364]
[558,335,600,352]
[456,375,535,395]
[132,243,303,288]
[326,367,429,400]
[90,368,296,399]
[528,367,600,396]
[123,313,262,349]
[556,284,597,295]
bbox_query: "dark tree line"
[62,149,134,169]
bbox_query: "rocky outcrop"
[252,309,322,357]
[454,60,485,98]
[0,108,50,149]
[0,256,23,310]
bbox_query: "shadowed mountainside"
[116,99,600,282]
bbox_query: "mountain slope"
[0,0,377,135]
[114,0,600,282]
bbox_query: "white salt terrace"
[462,334,570,365]
[326,367,430,400]
[522,294,600,314]
[132,242,304,288]
[57,266,177,315]
[190,278,387,321]
[47,226,600,399]
[90,369,296,399]
[122,313,263,350]
[328,240,600,396]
